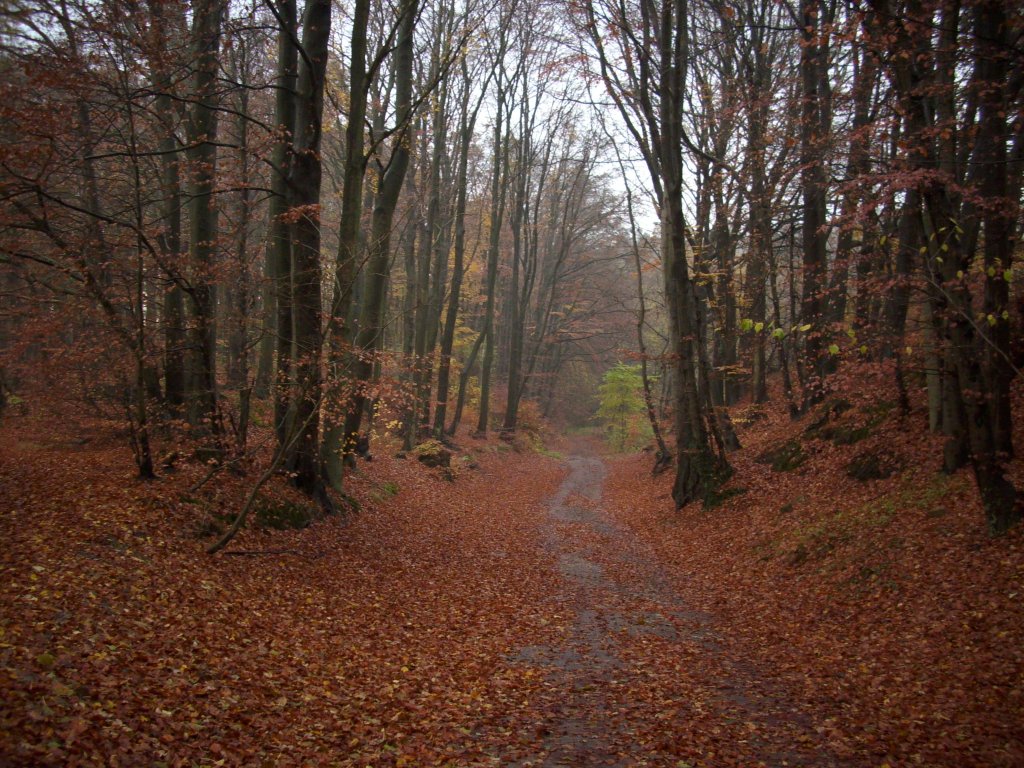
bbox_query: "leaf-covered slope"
[603,385,1024,767]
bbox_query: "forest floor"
[1,380,1023,767]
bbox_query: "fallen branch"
[203,460,278,557]
[206,447,285,555]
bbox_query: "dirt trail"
[500,443,840,767]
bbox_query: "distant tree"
[596,363,649,451]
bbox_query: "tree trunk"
[226,77,252,392]
[185,0,226,437]
[798,0,831,409]
[434,59,482,438]
[149,0,186,408]
[322,0,371,489]
[339,0,418,474]
[867,0,1018,531]
[625,181,671,467]
[287,0,332,496]
[744,65,770,404]
[267,0,298,447]
[973,0,1016,458]
[475,82,508,436]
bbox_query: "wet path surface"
[499,448,839,767]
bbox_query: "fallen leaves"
[602,377,1024,767]
[3,375,1023,766]
[0,416,568,766]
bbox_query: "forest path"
[0,420,850,767]
[496,441,840,767]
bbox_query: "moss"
[369,481,400,503]
[804,398,893,446]
[788,514,853,567]
[860,400,895,418]
[414,440,452,468]
[846,449,903,481]
[536,447,565,459]
[734,404,768,427]
[842,560,899,595]
[817,423,873,446]
[755,439,806,472]
[803,398,852,436]
[703,485,747,510]
[252,496,317,530]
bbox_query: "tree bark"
[434,58,484,437]
[287,0,332,495]
[265,0,298,447]
[322,0,371,489]
[339,0,418,473]
[148,0,186,408]
[798,0,831,409]
[475,78,508,435]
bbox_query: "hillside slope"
[603,372,1024,766]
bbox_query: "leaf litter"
[2,382,1022,766]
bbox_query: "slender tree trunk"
[626,185,671,467]
[227,80,252,392]
[974,0,1016,458]
[287,0,332,496]
[322,0,371,489]
[339,0,418,474]
[185,0,226,438]
[744,62,770,404]
[502,187,524,432]
[831,38,876,336]
[267,0,298,447]
[475,86,507,436]
[921,297,943,432]
[434,61,482,438]
[149,0,186,408]
[798,0,830,409]
[414,19,453,437]
[881,191,919,358]
[449,323,485,436]
[124,75,155,479]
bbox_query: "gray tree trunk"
[287,0,332,496]
[185,0,227,437]
[339,0,418,473]
[322,0,371,490]
[264,0,298,445]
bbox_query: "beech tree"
[334,0,419,476]
[581,0,732,507]
[860,0,1021,532]
[1,0,1018,537]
